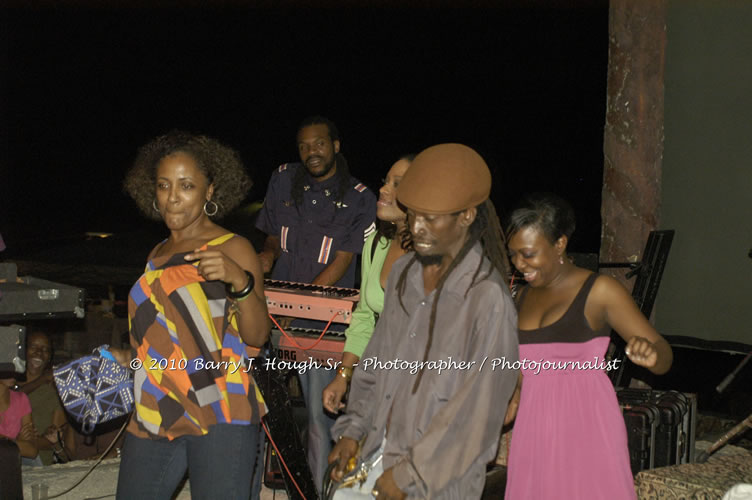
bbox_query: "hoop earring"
[204,200,218,217]
[152,199,160,214]
[559,255,565,265]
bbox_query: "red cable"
[264,310,342,497]
[262,420,308,500]
[269,310,342,352]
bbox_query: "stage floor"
[20,441,752,500]
[21,458,291,500]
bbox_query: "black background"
[6,3,752,421]
[1,2,608,254]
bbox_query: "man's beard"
[306,156,336,178]
[415,253,443,267]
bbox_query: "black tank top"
[517,273,610,345]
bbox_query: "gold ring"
[372,489,380,497]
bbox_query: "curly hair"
[123,130,252,220]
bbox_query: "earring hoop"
[559,255,565,265]
[204,200,219,217]
[152,199,160,213]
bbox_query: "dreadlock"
[291,116,352,206]
[394,199,510,393]
[371,219,413,258]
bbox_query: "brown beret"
[397,143,491,215]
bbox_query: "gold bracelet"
[337,366,354,381]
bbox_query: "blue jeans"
[22,455,43,466]
[116,423,264,500]
[298,366,337,495]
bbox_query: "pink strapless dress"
[505,274,636,500]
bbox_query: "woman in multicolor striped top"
[117,131,269,500]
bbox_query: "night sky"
[1,3,608,256]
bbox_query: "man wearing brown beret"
[328,144,519,499]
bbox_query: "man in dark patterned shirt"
[256,116,376,493]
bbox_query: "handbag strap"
[46,418,129,499]
[81,346,108,434]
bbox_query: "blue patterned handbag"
[53,345,134,434]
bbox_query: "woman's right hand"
[19,422,35,441]
[185,248,247,291]
[322,375,349,413]
[503,394,520,426]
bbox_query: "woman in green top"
[322,156,414,413]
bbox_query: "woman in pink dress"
[504,193,673,500]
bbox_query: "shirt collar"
[408,241,486,300]
[302,165,342,193]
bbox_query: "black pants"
[0,439,22,500]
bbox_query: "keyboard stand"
[251,343,320,500]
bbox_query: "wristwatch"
[337,366,354,382]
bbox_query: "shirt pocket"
[310,218,350,264]
[313,235,336,265]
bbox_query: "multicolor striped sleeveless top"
[127,233,266,440]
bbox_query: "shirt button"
[308,219,313,223]
[420,300,426,306]
[410,331,416,338]
[312,199,317,205]
[386,394,391,400]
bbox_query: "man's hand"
[328,437,359,482]
[258,250,275,274]
[373,467,406,500]
[259,235,281,274]
[322,375,348,413]
[272,316,294,331]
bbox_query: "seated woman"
[18,330,67,464]
[322,155,413,413]
[504,193,673,500]
[117,131,269,499]
[0,376,38,462]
